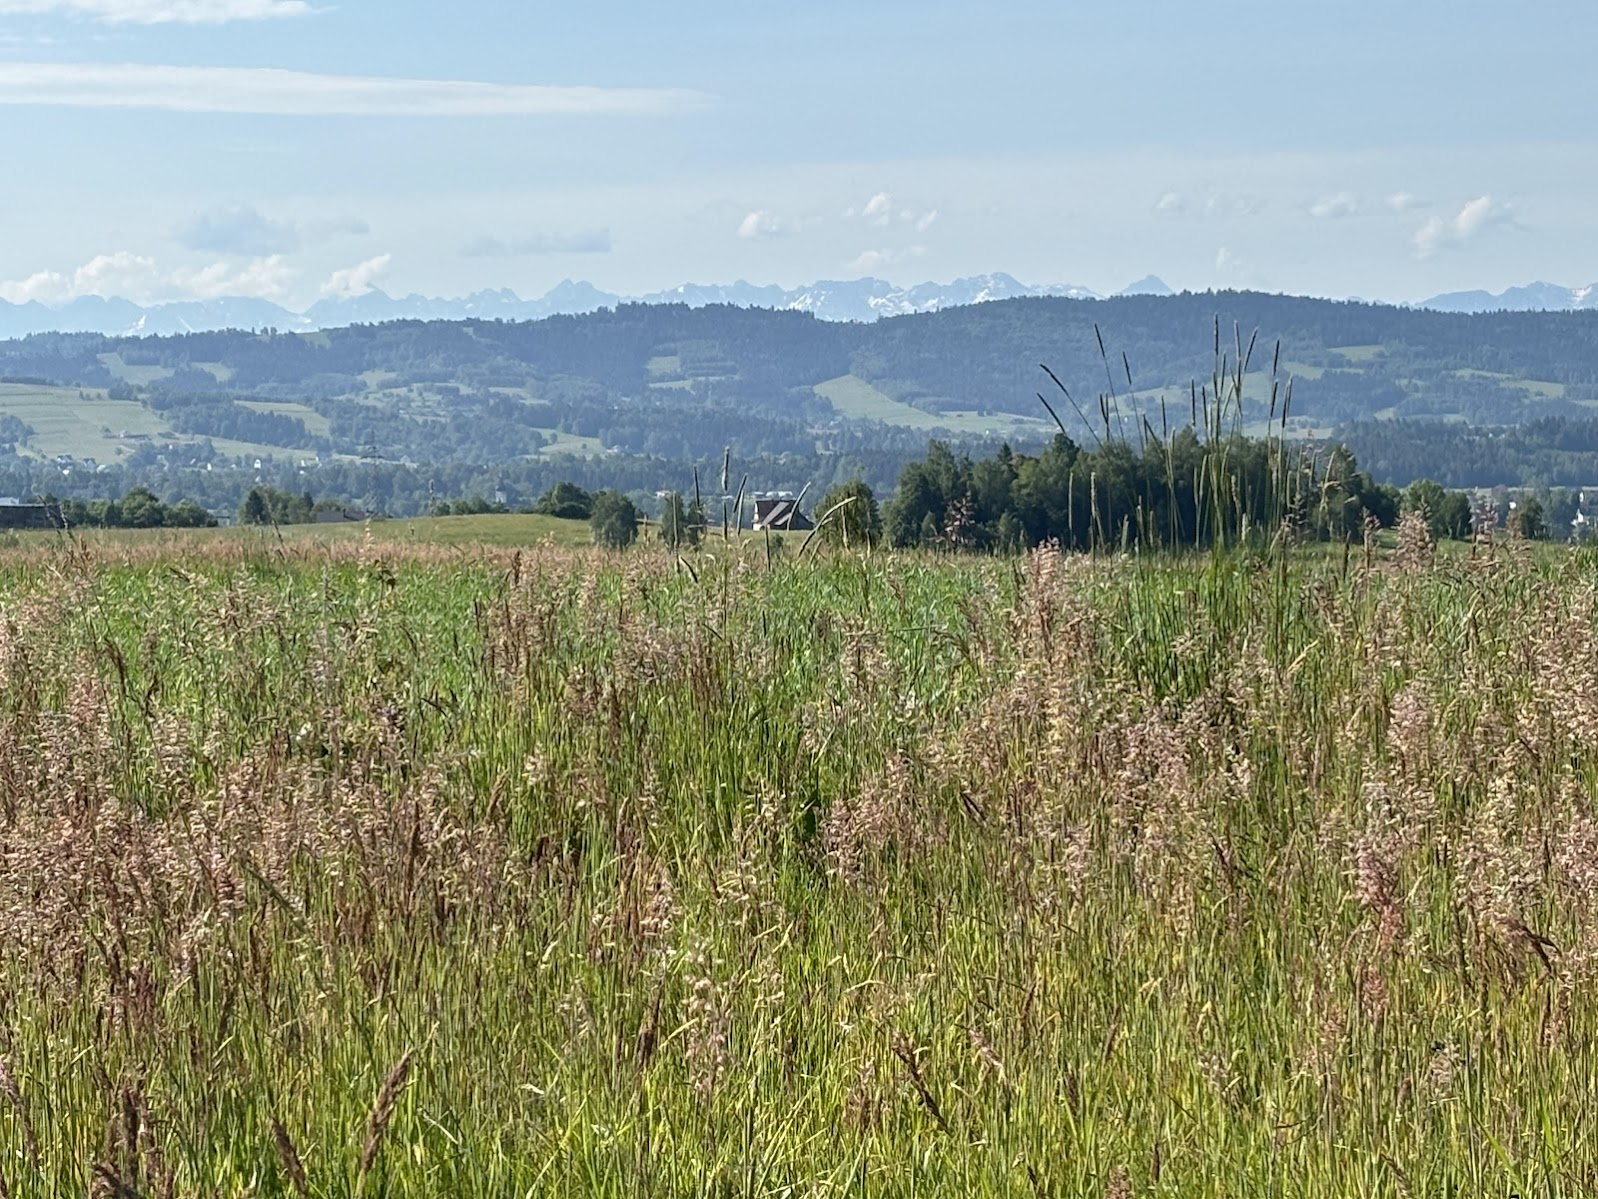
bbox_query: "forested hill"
[3,290,1598,488]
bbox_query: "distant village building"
[752,496,813,531]
[313,506,378,524]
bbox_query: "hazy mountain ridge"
[18,272,1598,337]
[0,272,1149,339]
[10,287,1598,441]
[5,290,1598,504]
[1421,281,1598,313]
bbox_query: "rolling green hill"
[5,292,1598,498]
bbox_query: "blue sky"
[1,0,1594,308]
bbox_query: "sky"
[1,0,1595,310]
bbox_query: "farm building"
[751,497,813,531]
[0,500,62,530]
[314,506,377,524]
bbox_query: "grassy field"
[0,383,169,461]
[1333,344,1386,362]
[536,429,610,457]
[16,511,596,552]
[816,374,1057,438]
[236,400,333,438]
[0,531,1595,1194]
[0,384,326,465]
[1453,367,1568,399]
[97,352,174,386]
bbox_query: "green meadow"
[0,528,1593,1195]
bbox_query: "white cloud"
[1387,191,1426,212]
[847,192,937,235]
[0,251,163,303]
[171,254,294,299]
[0,250,294,303]
[736,210,793,241]
[1309,192,1360,220]
[847,246,926,274]
[1156,189,1263,219]
[862,192,894,226]
[0,267,71,305]
[0,0,308,22]
[1215,246,1236,272]
[0,62,711,116]
[849,249,895,274]
[320,253,391,298]
[1412,195,1518,257]
[73,251,162,299]
[1153,191,1186,216]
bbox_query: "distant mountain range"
[1420,281,1598,314]
[0,273,1165,339]
[12,271,1598,338]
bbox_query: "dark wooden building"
[0,503,63,531]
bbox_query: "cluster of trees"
[861,444,1568,551]
[55,487,215,529]
[149,396,326,451]
[867,435,1395,552]
[430,495,509,517]
[591,491,644,550]
[238,485,323,526]
[532,481,594,520]
[0,414,33,449]
[814,480,882,548]
[1343,416,1598,489]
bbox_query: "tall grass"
[0,533,1591,1195]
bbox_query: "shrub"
[590,489,641,549]
[815,481,881,549]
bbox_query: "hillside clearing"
[816,374,1055,437]
[0,383,168,460]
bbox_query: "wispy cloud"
[846,192,937,233]
[176,204,299,255]
[1412,195,1518,257]
[736,210,794,241]
[175,254,294,299]
[862,193,893,226]
[1154,189,1264,219]
[0,0,309,22]
[1387,191,1427,213]
[1153,191,1185,217]
[1206,193,1265,219]
[305,216,370,240]
[0,62,712,116]
[1309,192,1360,220]
[320,253,390,298]
[0,250,294,304]
[847,245,926,275]
[461,230,611,258]
[176,205,368,256]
